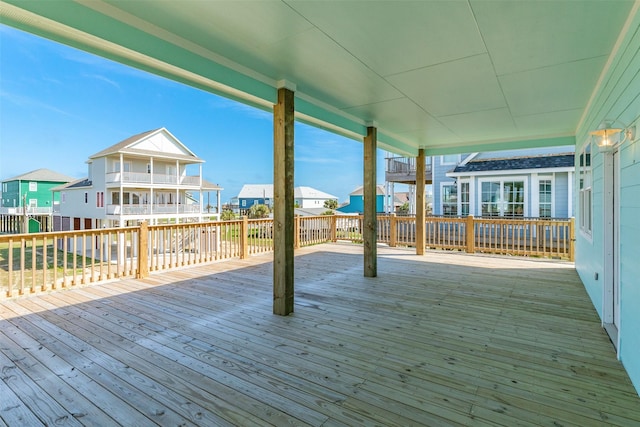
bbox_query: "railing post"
[294,215,300,249]
[569,217,575,262]
[137,221,149,279]
[240,216,249,259]
[389,213,397,247]
[330,215,337,242]
[466,215,475,253]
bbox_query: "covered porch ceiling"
[0,0,636,155]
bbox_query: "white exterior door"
[603,149,620,348]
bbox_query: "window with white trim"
[460,181,470,216]
[29,182,37,191]
[480,179,526,217]
[441,183,458,216]
[579,143,592,235]
[539,179,552,218]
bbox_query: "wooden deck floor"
[1,243,638,426]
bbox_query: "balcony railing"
[106,172,201,186]
[385,156,433,183]
[0,215,574,299]
[0,207,53,215]
[106,204,202,215]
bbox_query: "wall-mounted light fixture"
[590,120,636,153]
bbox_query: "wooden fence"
[0,215,573,299]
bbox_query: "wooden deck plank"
[0,324,121,427]
[1,243,639,426]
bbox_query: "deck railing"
[0,215,573,299]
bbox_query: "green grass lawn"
[0,240,100,291]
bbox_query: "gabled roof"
[2,168,75,183]
[88,128,203,162]
[350,185,386,196]
[294,186,337,200]
[450,153,575,174]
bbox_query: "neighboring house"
[0,168,74,213]
[295,186,338,209]
[52,128,222,230]
[337,185,387,214]
[237,184,338,215]
[237,184,274,214]
[430,147,575,218]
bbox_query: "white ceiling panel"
[438,108,518,140]
[500,56,608,117]
[287,0,487,77]
[387,54,507,118]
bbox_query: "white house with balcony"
[52,128,222,231]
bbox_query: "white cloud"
[0,90,75,117]
[83,73,121,90]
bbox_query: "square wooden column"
[363,126,377,277]
[273,87,295,315]
[416,148,426,255]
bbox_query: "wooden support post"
[389,213,397,247]
[273,86,295,315]
[416,149,426,255]
[240,216,249,259]
[569,217,575,262]
[364,126,377,277]
[138,221,149,278]
[466,215,475,254]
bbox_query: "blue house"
[237,184,273,215]
[338,185,386,214]
[432,147,575,218]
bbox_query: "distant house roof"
[238,184,273,199]
[393,192,410,205]
[294,186,337,200]
[2,168,75,183]
[88,128,203,162]
[294,207,333,216]
[50,178,92,191]
[201,179,223,191]
[450,153,574,175]
[238,184,336,200]
[349,185,386,196]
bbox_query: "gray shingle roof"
[452,153,575,174]
[50,178,92,191]
[2,168,75,183]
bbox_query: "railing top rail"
[0,226,140,241]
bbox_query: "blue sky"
[0,25,388,204]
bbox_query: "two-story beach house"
[1,168,74,214]
[52,128,222,231]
